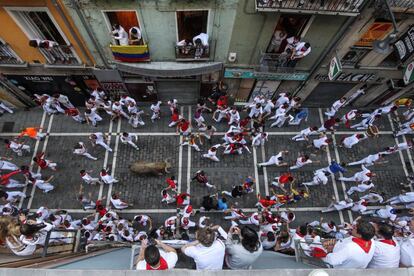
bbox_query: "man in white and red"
[181,216,196,230]
[289,225,308,251]
[341,109,361,128]
[400,218,414,267]
[368,223,400,268]
[181,204,193,218]
[165,176,177,192]
[323,221,376,268]
[341,133,368,149]
[176,118,191,136]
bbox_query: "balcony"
[258,52,296,73]
[0,41,24,65]
[110,44,151,63]
[388,0,414,13]
[255,0,365,16]
[175,44,210,61]
[39,45,81,65]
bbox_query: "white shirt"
[331,99,345,111]
[183,240,225,270]
[313,137,328,149]
[294,42,311,57]
[192,33,209,46]
[324,236,375,268]
[376,205,397,221]
[368,239,400,268]
[136,249,178,270]
[129,27,142,41]
[400,234,414,267]
[112,26,128,46]
[295,157,312,167]
[314,170,328,185]
[343,134,360,148]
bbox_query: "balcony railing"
[39,45,81,65]
[0,41,24,65]
[110,44,151,63]
[256,0,365,15]
[258,52,296,73]
[175,44,210,61]
[388,0,414,12]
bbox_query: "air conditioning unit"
[228,52,237,63]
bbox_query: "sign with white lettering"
[328,56,342,80]
[394,25,414,62]
[314,72,379,83]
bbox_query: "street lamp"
[372,0,399,54]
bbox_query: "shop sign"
[403,61,414,85]
[224,69,309,81]
[354,22,393,48]
[394,25,414,62]
[314,72,378,82]
[328,56,342,80]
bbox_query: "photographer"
[225,225,263,269]
[136,239,178,270]
[181,225,226,270]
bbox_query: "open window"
[266,14,311,54]
[0,37,24,65]
[104,11,143,44]
[176,10,208,42]
[7,8,80,65]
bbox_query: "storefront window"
[341,48,370,67]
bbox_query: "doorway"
[155,79,200,104]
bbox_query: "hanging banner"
[394,25,414,62]
[354,22,393,48]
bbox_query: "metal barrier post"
[41,231,52,258]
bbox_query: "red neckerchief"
[101,171,107,176]
[379,239,396,246]
[146,257,168,270]
[352,237,372,253]
[312,247,327,258]
[295,231,305,238]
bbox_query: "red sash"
[352,237,372,253]
[146,257,168,270]
[37,159,47,168]
[379,239,396,246]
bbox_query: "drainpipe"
[293,0,372,96]
[70,0,110,68]
[51,0,94,66]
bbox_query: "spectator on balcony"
[129,26,142,45]
[111,24,128,46]
[29,39,58,50]
[284,36,300,52]
[268,30,287,53]
[193,33,209,59]
[136,239,178,270]
[287,42,311,67]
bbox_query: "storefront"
[223,68,309,103]
[4,74,99,106]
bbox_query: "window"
[7,8,80,65]
[176,10,208,42]
[266,14,311,54]
[104,11,142,43]
[379,50,400,68]
[0,38,23,65]
[341,48,370,67]
[9,10,66,45]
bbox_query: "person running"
[33,152,57,171]
[257,151,288,167]
[120,132,139,150]
[89,132,112,152]
[73,142,97,160]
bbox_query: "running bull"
[129,158,172,176]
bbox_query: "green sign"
[328,56,342,80]
[224,69,308,81]
[403,61,414,85]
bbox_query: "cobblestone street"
[0,105,412,229]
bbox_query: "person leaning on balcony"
[192,33,209,47]
[224,225,263,269]
[29,39,58,50]
[268,29,287,53]
[287,42,311,67]
[136,238,178,270]
[111,24,128,46]
[129,26,142,45]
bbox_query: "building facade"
[0,0,413,107]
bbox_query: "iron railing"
[39,45,81,65]
[293,239,333,268]
[258,52,296,73]
[256,0,365,15]
[0,42,24,65]
[41,229,82,257]
[175,44,210,60]
[389,0,414,9]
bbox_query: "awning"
[115,61,223,77]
